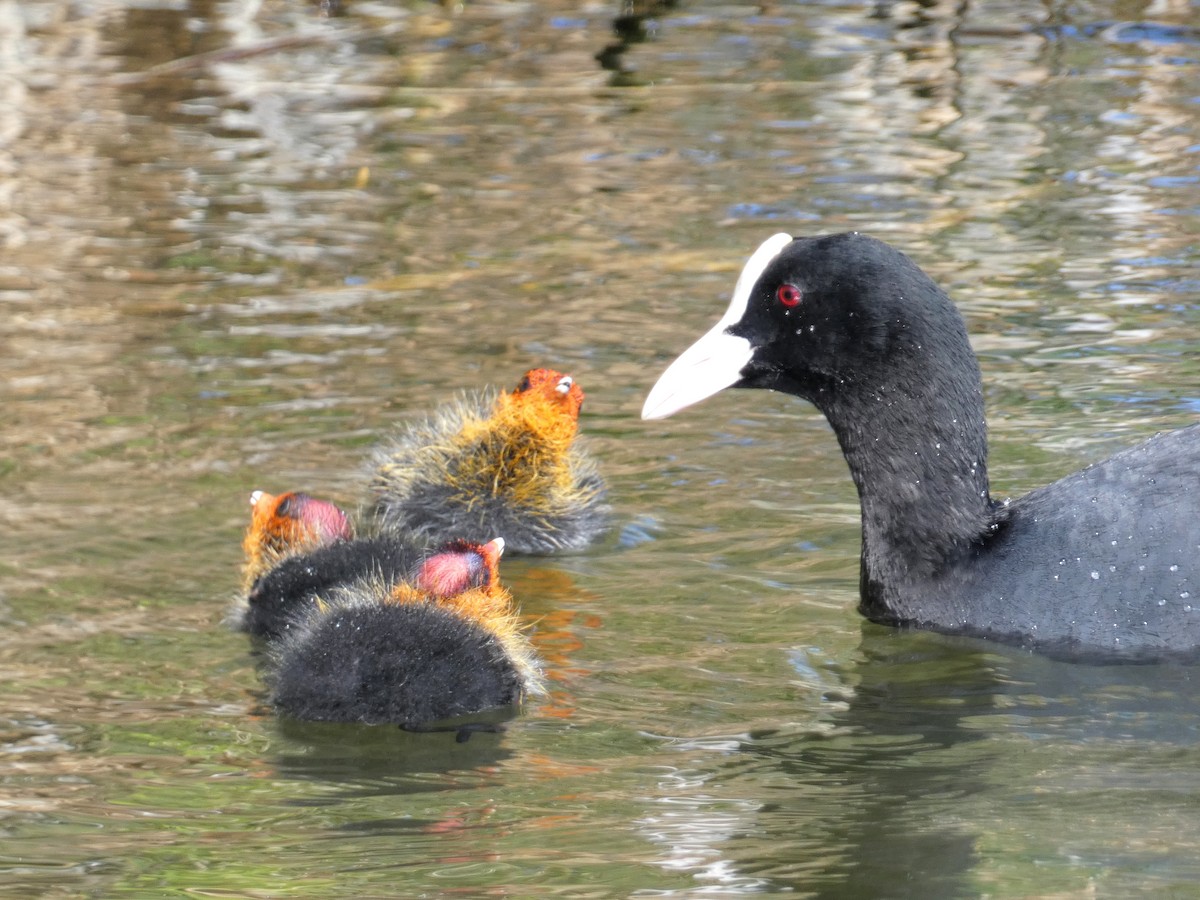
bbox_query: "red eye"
[776,283,802,308]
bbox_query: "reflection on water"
[633,631,1200,896]
[2,0,1200,895]
[271,717,515,793]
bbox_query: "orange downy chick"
[240,490,353,593]
[270,537,543,725]
[392,537,538,689]
[370,368,607,553]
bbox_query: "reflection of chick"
[269,538,544,727]
[235,489,421,641]
[240,490,353,594]
[369,368,608,554]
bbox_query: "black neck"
[810,356,997,613]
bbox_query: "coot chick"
[234,489,424,641]
[643,232,1200,661]
[269,537,544,726]
[370,368,608,553]
[239,490,353,594]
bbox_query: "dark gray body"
[864,426,1200,658]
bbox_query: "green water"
[3,0,1200,896]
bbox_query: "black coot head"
[642,232,967,420]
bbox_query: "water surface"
[3,0,1200,895]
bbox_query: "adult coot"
[643,232,1200,660]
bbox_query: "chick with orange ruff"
[269,537,544,726]
[235,489,422,641]
[239,489,353,594]
[370,368,607,553]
